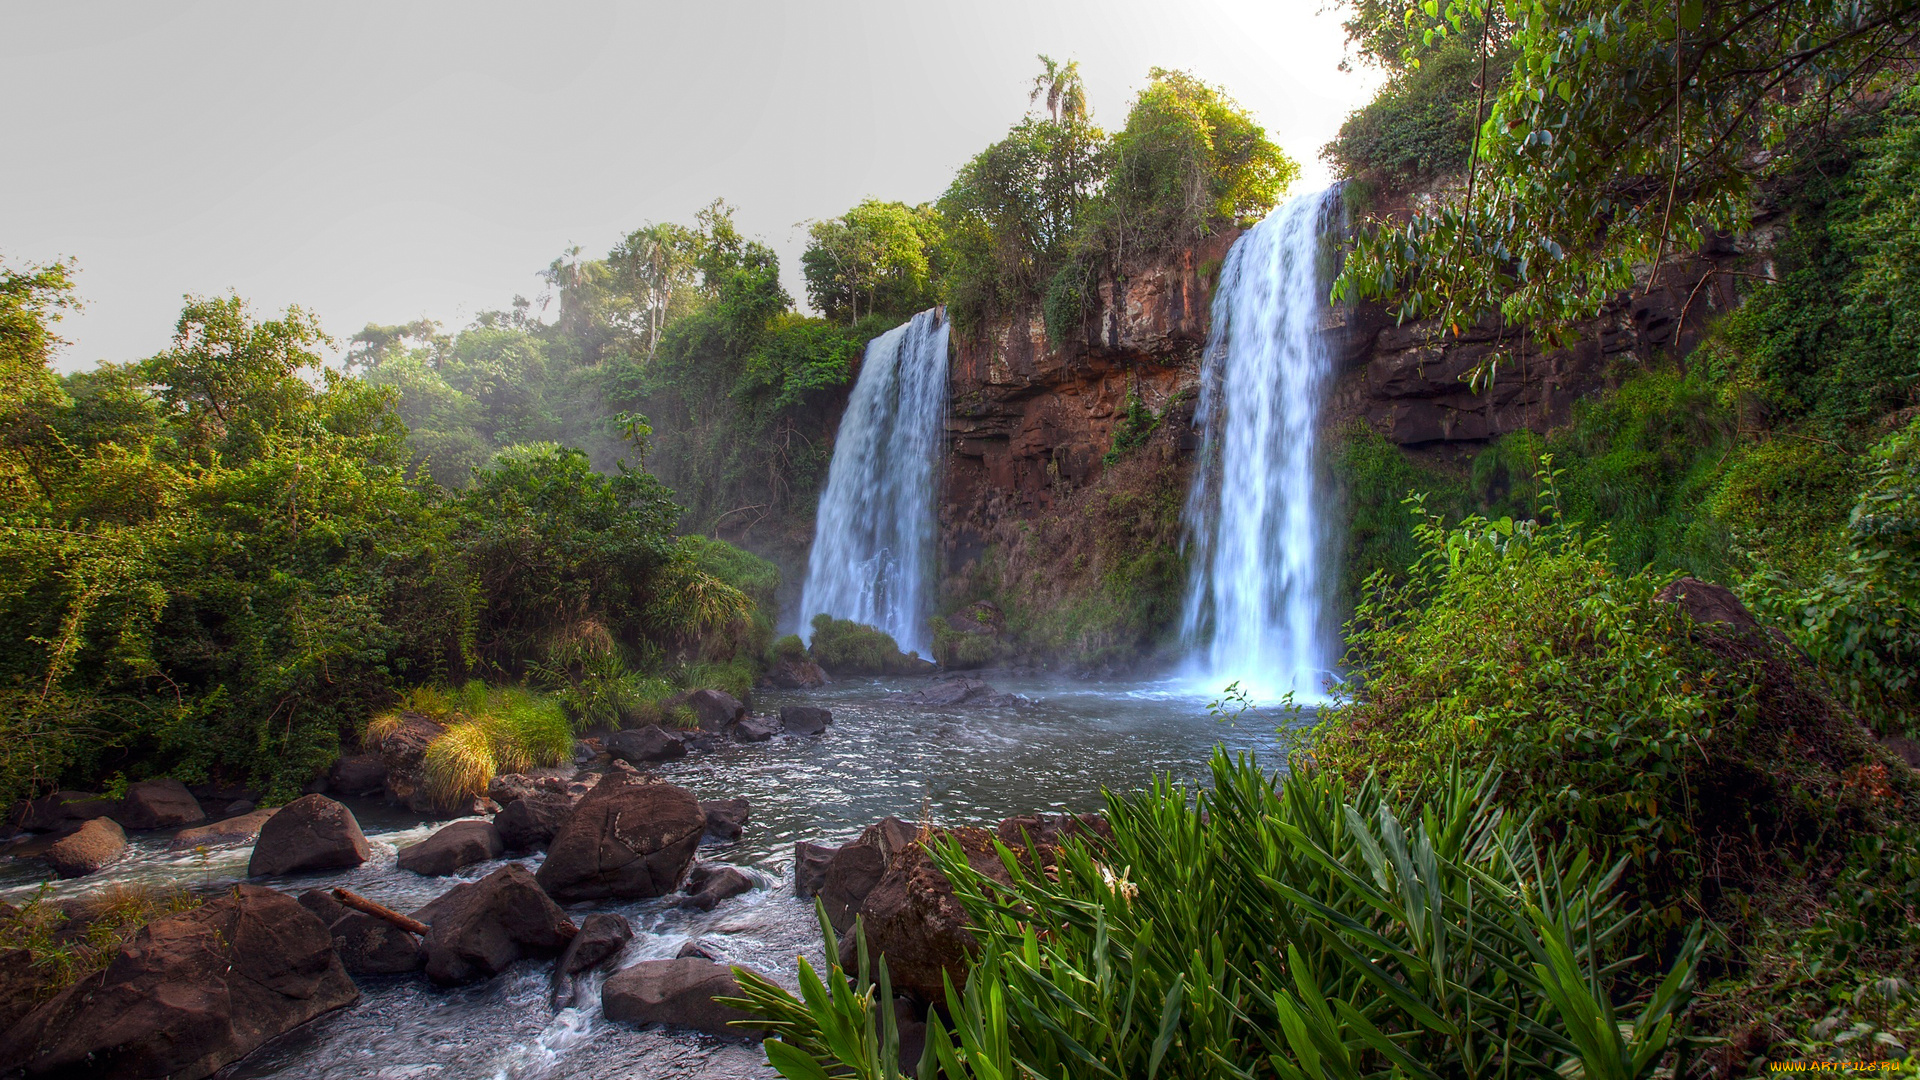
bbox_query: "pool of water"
[4,673,1299,1080]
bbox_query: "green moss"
[807,614,920,675]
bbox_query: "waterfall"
[797,308,951,657]
[1179,189,1343,701]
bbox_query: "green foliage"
[807,614,919,675]
[0,883,202,998]
[1325,36,1508,188]
[1329,423,1467,605]
[1336,0,1920,371]
[1100,383,1161,466]
[1750,419,1920,736]
[675,657,756,701]
[801,200,943,326]
[739,754,1702,1080]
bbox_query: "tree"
[142,294,338,465]
[1336,0,1920,377]
[1029,54,1088,123]
[800,200,940,325]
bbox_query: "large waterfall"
[797,308,951,657]
[1179,189,1342,701]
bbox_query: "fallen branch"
[331,888,430,936]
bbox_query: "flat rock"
[116,779,206,830]
[535,773,704,902]
[794,841,837,898]
[496,789,572,852]
[172,807,277,849]
[895,677,1020,708]
[296,889,423,976]
[606,725,686,764]
[0,884,357,1080]
[732,716,780,742]
[327,754,388,798]
[44,817,126,879]
[779,705,833,735]
[701,797,750,840]
[602,957,763,1039]
[418,863,576,985]
[681,864,754,911]
[397,819,503,876]
[247,794,370,877]
[551,912,633,1009]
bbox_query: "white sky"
[1,0,1384,370]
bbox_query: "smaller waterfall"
[1179,189,1343,701]
[797,308,951,657]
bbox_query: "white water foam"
[797,308,950,657]
[1179,189,1343,703]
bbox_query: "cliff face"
[941,231,1238,570]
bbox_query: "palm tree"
[1029,54,1087,125]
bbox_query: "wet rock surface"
[550,912,633,1009]
[680,864,753,910]
[326,754,388,798]
[495,789,572,852]
[415,863,575,985]
[606,725,687,764]
[602,957,763,1039]
[794,840,837,898]
[297,889,424,976]
[115,778,206,830]
[779,705,833,735]
[172,807,277,848]
[9,791,115,834]
[819,816,917,933]
[678,689,747,732]
[732,716,780,742]
[765,656,829,689]
[701,797,750,839]
[534,772,705,901]
[894,676,1021,708]
[248,794,370,877]
[396,819,503,876]
[0,884,357,1080]
[44,817,126,878]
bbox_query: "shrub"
[769,633,808,663]
[807,614,919,675]
[415,682,571,807]
[676,658,757,701]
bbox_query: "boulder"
[896,677,1020,708]
[780,705,833,735]
[841,826,1010,1003]
[11,791,115,833]
[995,813,1110,851]
[416,863,576,985]
[172,807,276,849]
[296,890,423,976]
[681,688,747,732]
[0,884,356,1080]
[675,939,718,961]
[397,820,504,876]
[551,912,633,1009]
[765,656,829,690]
[247,794,370,877]
[0,948,46,1038]
[794,841,837,898]
[681,864,754,911]
[223,799,256,816]
[44,817,127,879]
[368,712,458,816]
[495,790,573,852]
[486,773,539,806]
[326,754,388,798]
[535,773,705,902]
[115,779,206,830]
[602,958,763,1039]
[733,716,780,742]
[819,817,918,933]
[606,725,687,764]
[701,797,750,840]
[1655,577,1760,630]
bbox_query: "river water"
[0,674,1298,1080]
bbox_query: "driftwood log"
[331,887,430,936]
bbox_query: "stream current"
[0,675,1293,1080]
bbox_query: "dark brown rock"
[681,864,754,911]
[417,863,575,985]
[1884,735,1920,770]
[0,947,46,1038]
[12,791,115,833]
[327,754,388,798]
[296,890,423,976]
[701,798,750,839]
[681,688,746,732]
[0,884,357,1080]
[602,958,763,1039]
[397,819,503,876]
[819,817,917,933]
[247,794,370,877]
[896,677,1018,708]
[765,656,829,689]
[779,705,833,735]
[1655,577,1761,630]
[115,779,205,830]
[534,773,704,901]
[496,790,572,852]
[841,826,1010,1004]
[44,817,126,879]
[369,712,455,815]
[606,725,686,764]
[794,841,837,898]
[733,716,780,742]
[551,912,633,1009]
[172,807,276,848]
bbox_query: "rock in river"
[397,819,504,876]
[700,797,750,840]
[0,884,357,1080]
[248,794,370,877]
[415,863,576,985]
[115,778,206,830]
[606,725,687,764]
[297,889,423,976]
[681,864,754,910]
[535,772,704,902]
[551,912,633,1009]
[43,817,126,879]
[496,789,573,852]
[779,705,833,735]
[602,957,763,1039]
